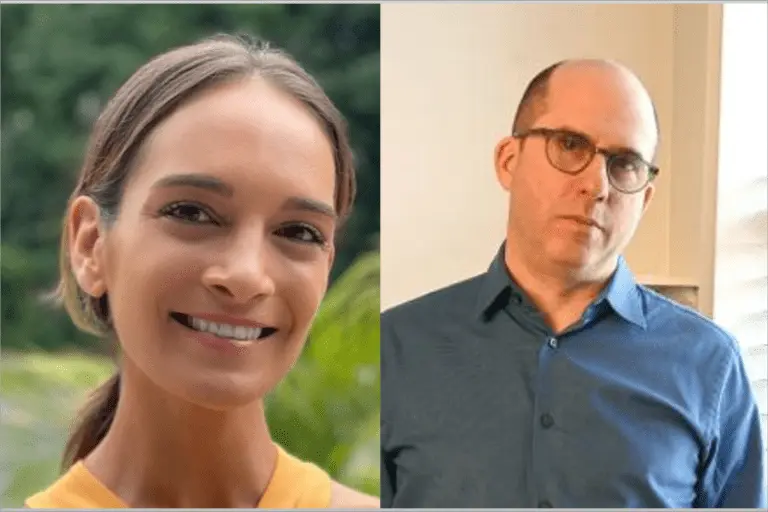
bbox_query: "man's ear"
[494,135,518,191]
[641,182,655,215]
[68,196,107,298]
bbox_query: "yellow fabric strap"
[25,444,331,508]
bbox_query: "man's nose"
[576,152,612,200]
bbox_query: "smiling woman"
[24,34,378,509]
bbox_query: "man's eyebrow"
[283,196,337,219]
[151,174,234,197]
[557,124,646,159]
[602,143,644,158]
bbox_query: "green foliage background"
[0,4,380,506]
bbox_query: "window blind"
[713,1,768,482]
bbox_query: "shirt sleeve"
[380,311,398,508]
[696,346,766,508]
[381,446,395,507]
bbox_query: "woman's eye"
[161,202,215,224]
[275,224,327,246]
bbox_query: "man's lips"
[559,215,604,231]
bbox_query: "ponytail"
[49,199,118,470]
[61,372,120,470]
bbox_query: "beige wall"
[669,5,723,318]
[380,3,723,312]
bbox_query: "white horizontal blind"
[712,2,768,484]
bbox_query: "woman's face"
[82,76,337,409]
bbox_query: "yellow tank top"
[25,445,332,508]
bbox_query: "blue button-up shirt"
[381,244,766,508]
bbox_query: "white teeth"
[187,316,263,342]
[192,317,208,332]
[217,323,234,338]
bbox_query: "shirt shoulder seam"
[638,285,741,437]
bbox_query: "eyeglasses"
[511,127,660,194]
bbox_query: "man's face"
[496,63,658,276]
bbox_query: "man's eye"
[558,133,590,152]
[275,224,327,246]
[612,155,642,173]
[161,202,216,224]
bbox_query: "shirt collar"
[474,242,519,320]
[600,255,647,329]
[475,243,646,329]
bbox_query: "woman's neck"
[83,364,277,508]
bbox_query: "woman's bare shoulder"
[329,481,379,508]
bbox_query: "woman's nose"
[201,235,276,304]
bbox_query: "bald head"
[512,59,660,160]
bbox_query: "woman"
[25,35,379,509]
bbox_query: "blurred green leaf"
[267,252,380,496]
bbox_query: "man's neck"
[503,241,616,334]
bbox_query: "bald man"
[380,60,766,508]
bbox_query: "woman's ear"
[68,196,107,298]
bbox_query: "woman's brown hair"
[53,34,356,470]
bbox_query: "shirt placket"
[531,329,559,508]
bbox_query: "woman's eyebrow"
[151,173,234,197]
[151,173,336,219]
[283,196,337,219]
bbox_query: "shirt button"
[538,500,553,508]
[547,337,558,349]
[540,413,554,429]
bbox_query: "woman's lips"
[169,312,278,341]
